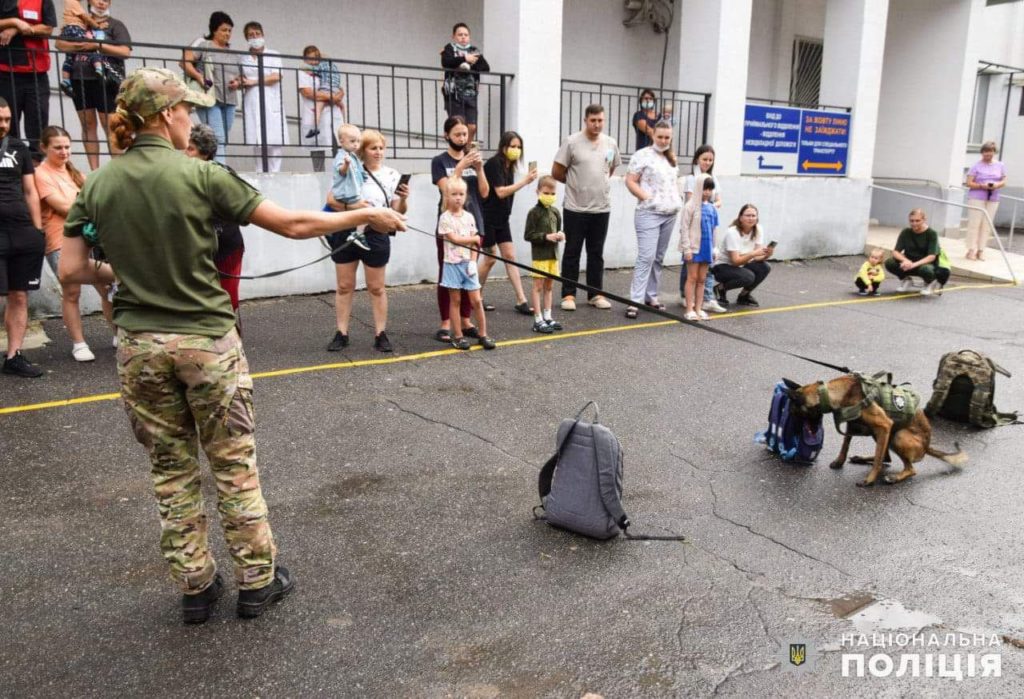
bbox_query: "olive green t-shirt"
[65,135,264,337]
[894,226,939,262]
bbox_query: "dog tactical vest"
[925,350,1019,428]
[828,372,919,431]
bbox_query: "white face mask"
[653,142,670,153]
[90,5,109,17]
[247,37,265,50]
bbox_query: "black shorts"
[70,77,120,114]
[482,221,513,247]
[0,228,45,295]
[330,230,391,268]
[444,95,478,125]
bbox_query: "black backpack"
[925,350,1019,428]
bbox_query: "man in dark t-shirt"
[884,208,950,296]
[0,97,45,377]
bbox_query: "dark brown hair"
[40,126,85,188]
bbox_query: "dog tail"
[927,441,968,467]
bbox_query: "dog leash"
[218,235,357,280]
[407,224,852,375]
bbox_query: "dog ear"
[784,387,806,405]
[782,378,801,390]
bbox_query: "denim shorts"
[440,260,481,291]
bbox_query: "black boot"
[237,566,295,619]
[182,574,223,625]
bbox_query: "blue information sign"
[742,103,851,176]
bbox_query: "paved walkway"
[867,225,1024,284]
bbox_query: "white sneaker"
[920,280,940,296]
[684,310,699,321]
[588,295,612,309]
[72,343,95,362]
[896,279,912,293]
[560,296,576,311]
[697,310,710,320]
[702,299,727,313]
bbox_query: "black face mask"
[447,138,465,152]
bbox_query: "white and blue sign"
[742,103,850,176]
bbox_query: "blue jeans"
[197,102,235,165]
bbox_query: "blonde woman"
[964,141,1007,261]
[326,130,409,353]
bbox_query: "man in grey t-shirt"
[552,104,621,311]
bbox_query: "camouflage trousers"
[116,328,276,593]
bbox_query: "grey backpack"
[535,402,685,541]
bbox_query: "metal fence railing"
[560,79,709,162]
[0,40,512,172]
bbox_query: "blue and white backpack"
[756,379,824,463]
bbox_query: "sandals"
[513,301,533,316]
[436,326,479,342]
[645,298,666,311]
[483,301,496,312]
[452,337,472,350]
[625,306,639,319]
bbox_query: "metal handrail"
[562,77,708,99]
[2,39,513,169]
[869,184,1017,285]
[948,185,1022,250]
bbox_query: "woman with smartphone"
[328,129,409,353]
[430,115,490,342]
[710,203,772,307]
[964,140,1007,261]
[479,130,537,314]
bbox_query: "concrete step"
[866,225,1022,284]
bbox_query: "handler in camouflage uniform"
[59,67,405,624]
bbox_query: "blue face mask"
[454,42,471,51]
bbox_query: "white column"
[820,0,889,180]
[674,0,753,176]
[873,0,987,233]
[483,0,564,165]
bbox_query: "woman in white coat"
[239,21,289,172]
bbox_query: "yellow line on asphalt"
[1,280,1017,416]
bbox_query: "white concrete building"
[26,0,1024,312]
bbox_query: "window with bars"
[789,38,822,107]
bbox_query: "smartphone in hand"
[398,174,411,188]
[528,160,537,172]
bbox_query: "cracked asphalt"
[2,257,1023,697]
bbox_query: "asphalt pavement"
[2,257,1023,697]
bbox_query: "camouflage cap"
[116,67,215,120]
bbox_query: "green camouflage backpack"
[925,350,1019,428]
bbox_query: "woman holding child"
[623,120,681,319]
[326,130,409,353]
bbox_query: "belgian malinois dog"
[785,375,967,487]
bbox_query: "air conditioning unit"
[623,0,674,33]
